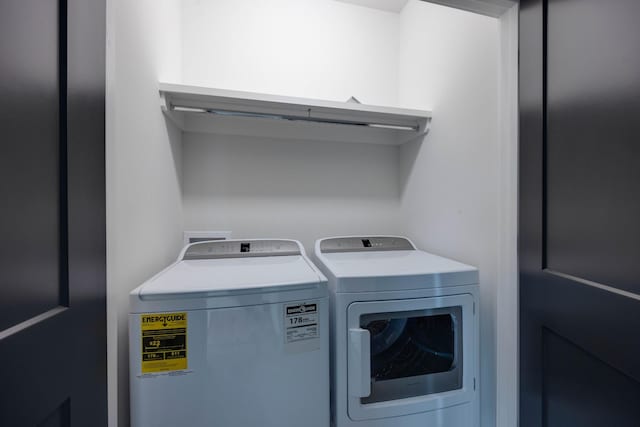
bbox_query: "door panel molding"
[542,328,640,427]
[543,0,640,295]
[545,269,640,302]
[0,307,68,340]
[0,309,72,426]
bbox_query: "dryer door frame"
[346,294,475,421]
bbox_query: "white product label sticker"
[284,301,319,344]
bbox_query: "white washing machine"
[129,239,330,427]
[314,236,479,427]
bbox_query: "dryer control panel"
[319,236,415,253]
[182,239,302,260]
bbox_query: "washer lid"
[316,237,477,285]
[319,249,476,279]
[136,240,325,300]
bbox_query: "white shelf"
[159,83,432,145]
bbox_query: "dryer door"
[346,294,475,421]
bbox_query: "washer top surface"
[315,236,478,290]
[135,239,325,301]
[319,249,476,279]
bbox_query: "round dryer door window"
[346,294,475,421]
[359,306,463,404]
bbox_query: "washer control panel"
[319,236,415,253]
[182,239,301,260]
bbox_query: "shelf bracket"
[159,91,185,130]
[424,117,432,136]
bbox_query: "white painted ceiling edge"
[423,0,516,17]
[336,0,516,17]
[334,0,409,13]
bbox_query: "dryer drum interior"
[360,306,464,404]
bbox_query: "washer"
[129,239,330,427]
[314,236,479,427]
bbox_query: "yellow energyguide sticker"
[140,312,187,373]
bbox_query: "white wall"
[182,133,404,252]
[181,0,399,106]
[180,0,406,250]
[397,2,500,427]
[106,1,183,426]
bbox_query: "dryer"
[129,239,330,427]
[314,236,479,427]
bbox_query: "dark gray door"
[0,0,106,425]
[519,0,640,426]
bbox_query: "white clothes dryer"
[129,239,330,427]
[314,236,479,427]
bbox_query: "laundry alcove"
[106,0,518,426]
